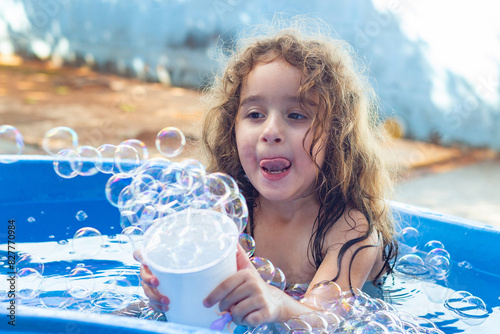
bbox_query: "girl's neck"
[254,193,321,226]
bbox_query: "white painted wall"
[1,0,499,149]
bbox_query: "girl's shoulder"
[324,205,378,250]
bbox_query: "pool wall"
[1,156,500,333]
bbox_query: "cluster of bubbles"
[0,124,188,176]
[394,227,489,326]
[250,281,448,334]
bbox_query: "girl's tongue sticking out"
[260,158,291,175]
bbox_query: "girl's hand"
[133,249,170,312]
[203,244,284,327]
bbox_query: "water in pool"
[0,125,498,333]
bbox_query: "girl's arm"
[307,208,382,293]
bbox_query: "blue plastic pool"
[1,156,499,333]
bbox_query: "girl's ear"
[236,243,254,270]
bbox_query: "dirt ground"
[0,55,497,181]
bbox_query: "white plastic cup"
[142,208,238,328]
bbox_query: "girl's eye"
[249,111,263,119]
[288,112,306,120]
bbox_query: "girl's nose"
[260,116,284,143]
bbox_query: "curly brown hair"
[202,17,397,284]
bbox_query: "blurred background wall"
[1,0,499,149]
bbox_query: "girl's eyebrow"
[239,95,263,108]
[239,95,317,108]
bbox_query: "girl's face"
[235,58,326,203]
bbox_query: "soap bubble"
[250,257,275,283]
[270,267,286,291]
[105,173,133,207]
[119,210,139,229]
[76,145,101,176]
[75,210,88,221]
[53,149,83,179]
[401,319,420,334]
[131,174,161,195]
[92,289,129,312]
[457,296,488,326]
[395,254,429,278]
[112,269,141,296]
[252,324,272,334]
[272,322,291,334]
[135,157,171,179]
[445,290,488,326]
[95,144,116,174]
[425,248,450,262]
[117,185,136,212]
[445,290,473,315]
[426,256,451,280]
[17,253,45,275]
[38,275,71,308]
[0,124,24,163]
[158,163,193,193]
[321,311,342,332]
[17,268,43,299]
[68,267,96,299]
[72,227,104,257]
[286,317,313,331]
[398,227,419,250]
[156,187,189,215]
[42,126,78,155]
[287,283,309,301]
[239,233,256,257]
[204,173,231,208]
[303,281,342,310]
[120,139,149,162]
[341,288,372,319]
[423,240,445,253]
[156,127,186,158]
[121,226,144,251]
[298,312,329,332]
[115,144,140,175]
[425,248,451,280]
[224,193,248,232]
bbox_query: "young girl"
[137,17,397,327]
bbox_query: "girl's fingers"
[141,281,170,312]
[236,243,254,270]
[229,297,263,326]
[140,264,159,288]
[204,271,247,308]
[217,282,253,312]
[133,249,143,263]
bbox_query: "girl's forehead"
[242,59,317,103]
